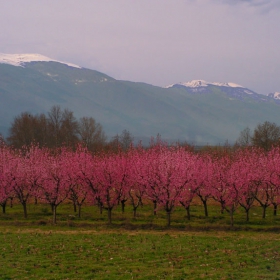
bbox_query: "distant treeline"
[2,105,135,153]
[1,105,280,153]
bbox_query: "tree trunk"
[133,206,138,218]
[121,200,126,214]
[53,205,57,224]
[23,201,27,218]
[153,200,157,216]
[186,206,191,220]
[166,211,171,227]
[140,198,143,208]
[262,206,267,219]
[73,201,77,213]
[245,208,250,222]
[97,200,103,214]
[1,203,6,214]
[202,200,208,217]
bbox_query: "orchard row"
[1,144,280,226]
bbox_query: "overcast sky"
[1,0,280,94]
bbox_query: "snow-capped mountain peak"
[166,79,244,88]
[268,92,280,100]
[0,53,81,68]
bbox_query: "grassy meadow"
[0,201,280,279]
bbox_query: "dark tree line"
[237,121,280,151]
[5,105,133,152]
[3,106,280,153]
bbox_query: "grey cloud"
[217,0,280,11]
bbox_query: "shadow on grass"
[1,219,280,233]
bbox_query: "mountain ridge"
[0,53,81,69]
[166,79,245,89]
[1,53,280,145]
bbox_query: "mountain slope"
[1,55,280,145]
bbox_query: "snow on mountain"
[0,53,81,69]
[166,79,244,89]
[268,92,280,100]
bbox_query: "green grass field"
[0,202,280,279]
